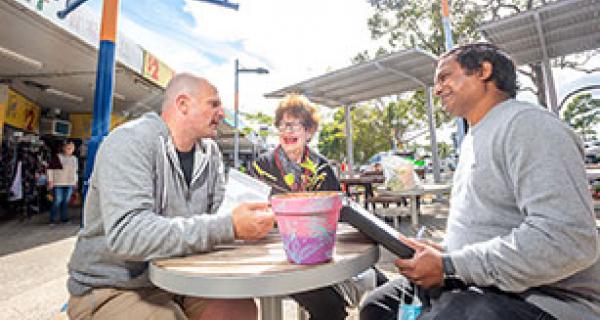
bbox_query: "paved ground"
[0,209,80,320]
[0,202,449,320]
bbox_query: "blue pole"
[82,0,119,226]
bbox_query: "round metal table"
[149,225,379,320]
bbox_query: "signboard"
[4,89,41,133]
[0,85,7,143]
[69,113,127,139]
[143,51,175,88]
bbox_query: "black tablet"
[340,199,415,258]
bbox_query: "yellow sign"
[143,51,175,88]
[0,86,7,141]
[0,101,5,144]
[69,113,128,139]
[4,89,41,133]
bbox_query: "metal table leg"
[410,195,418,226]
[260,296,283,320]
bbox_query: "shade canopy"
[479,0,600,66]
[479,0,600,113]
[265,48,443,181]
[0,0,163,115]
[265,49,437,108]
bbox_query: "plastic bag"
[381,156,421,191]
[397,278,422,320]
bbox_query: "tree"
[562,93,600,140]
[318,105,390,164]
[364,0,600,108]
[241,111,273,138]
[317,92,451,164]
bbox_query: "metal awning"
[266,48,437,107]
[0,0,163,116]
[479,0,600,113]
[265,49,443,182]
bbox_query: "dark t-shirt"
[177,146,195,186]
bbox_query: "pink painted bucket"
[270,192,342,264]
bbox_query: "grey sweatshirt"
[67,112,234,296]
[446,99,600,319]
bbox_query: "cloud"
[157,0,374,112]
[91,0,599,129]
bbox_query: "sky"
[84,0,599,141]
[86,0,384,118]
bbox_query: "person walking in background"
[47,140,77,224]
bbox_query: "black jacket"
[249,147,341,196]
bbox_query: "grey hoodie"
[446,99,599,319]
[67,112,234,296]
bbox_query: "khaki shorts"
[67,287,210,320]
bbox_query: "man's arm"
[450,110,599,292]
[95,130,235,261]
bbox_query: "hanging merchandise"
[0,129,51,219]
[8,161,23,201]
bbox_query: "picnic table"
[376,183,452,226]
[339,174,385,208]
[149,225,379,320]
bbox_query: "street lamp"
[234,58,269,168]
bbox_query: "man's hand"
[395,236,444,288]
[232,202,275,241]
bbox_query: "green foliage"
[365,0,487,56]
[420,141,453,159]
[252,158,327,192]
[364,0,563,105]
[318,89,450,164]
[241,111,274,138]
[242,111,273,125]
[298,159,328,191]
[562,93,600,138]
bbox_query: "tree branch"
[517,68,534,78]
[519,86,538,95]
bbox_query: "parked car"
[584,140,600,164]
[359,150,416,173]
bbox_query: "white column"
[425,87,441,183]
[344,104,354,172]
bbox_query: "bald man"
[66,74,274,320]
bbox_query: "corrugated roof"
[479,0,600,65]
[265,49,438,107]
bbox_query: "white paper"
[226,169,271,203]
[216,169,272,215]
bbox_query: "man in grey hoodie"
[66,74,275,320]
[360,43,599,320]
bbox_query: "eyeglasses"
[277,122,305,133]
